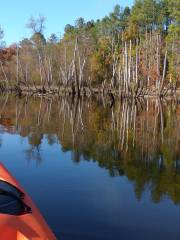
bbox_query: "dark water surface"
[0,95,180,240]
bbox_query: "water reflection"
[0,94,180,204]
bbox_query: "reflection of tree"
[0,93,9,118]
[25,145,42,164]
[26,129,43,164]
[46,134,57,146]
[0,95,180,203]
[0,136,2,148]
[28,130,43,147]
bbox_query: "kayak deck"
[0,163,57,240]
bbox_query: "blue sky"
[1,0,133,45]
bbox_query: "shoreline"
[0,86,180,99]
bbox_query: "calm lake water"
[0,95,180,240]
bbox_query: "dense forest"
[0,0,179,97]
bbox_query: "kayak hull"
[0,163,57,240]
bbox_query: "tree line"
[0,0,179,97]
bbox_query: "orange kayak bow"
[0,163,57,240]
